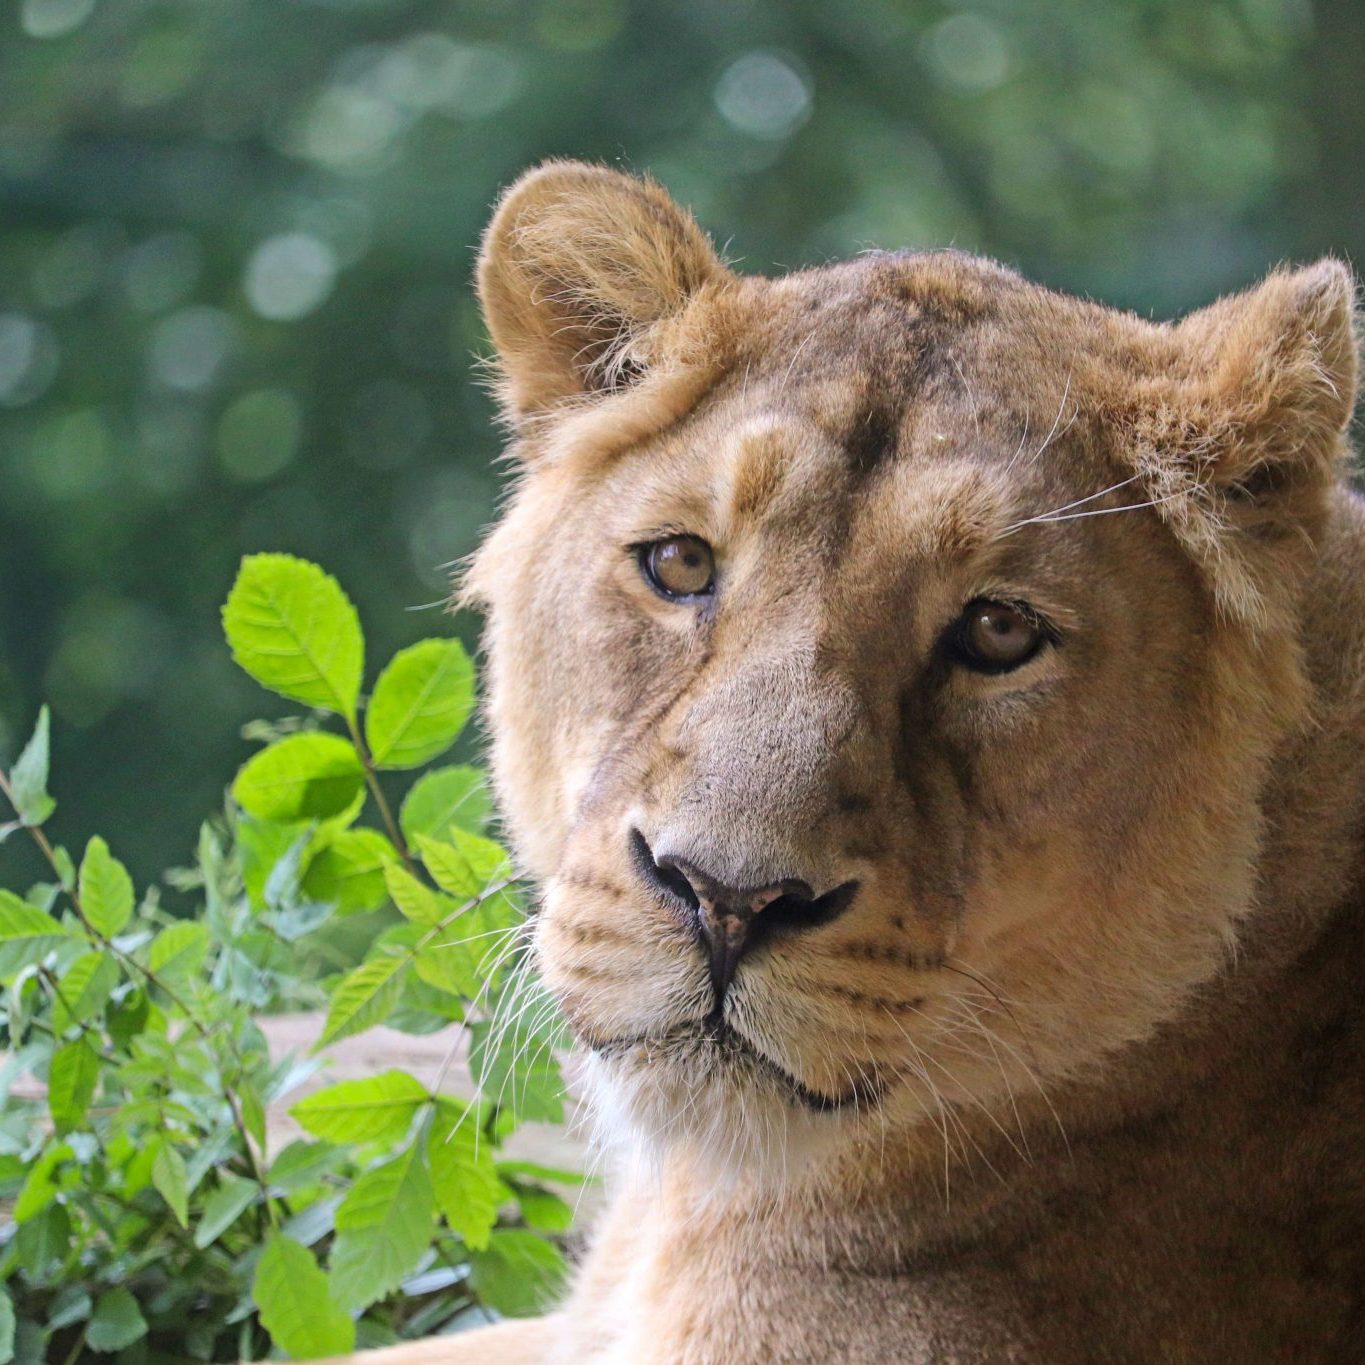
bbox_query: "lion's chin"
[574,1024,876,1190]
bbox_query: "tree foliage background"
[2,0,1363,881]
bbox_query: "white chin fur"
[574,1049,851,1196]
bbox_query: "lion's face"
[467,164,1355,1177]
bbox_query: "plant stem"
[344,717,413,870]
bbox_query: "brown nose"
[630,832,859,1007]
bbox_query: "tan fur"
[429,164,1365,1362]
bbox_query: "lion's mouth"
[588,1014,885,1114]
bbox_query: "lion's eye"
[640,536,715,601]
[951,600,1046,672]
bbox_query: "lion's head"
[464,162,1357,1182]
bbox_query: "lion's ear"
[1132,261,1358,625]
[477,161,726,424]
[1170,260,1358,497]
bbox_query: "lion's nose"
[629,830,859,1007]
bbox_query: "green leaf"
[412,935,480,999]
[146,920,210,985]
[13,1143,72,1223]
[467,1229,567,1319]
[416,828,512,900]
[266,1139,345,1195]
[428,1106,499,1250]
[193,1173,258,1248]
[400,764,492,844]
[14,1200,69,1275]
[303,828,398,914]
[289,1070,428,1144]
[0,1287,14,1365]
[51,951,119,1034]
[253,1233,355,1361]
[496,1158,591,1187]
[365,639,475,769]
[151,1137,189,1228]
[383,862,447,927]
[510,1183,574,1232]
[317,952,410,1046]
[222,553,364,720]
[7,707,55,826]
[78,837,134,938]
[85,1288,147,1353]
[48,1039,99,1133]
[232,733,365,822]
[329,1143,435,1311]
[0,891,77,979]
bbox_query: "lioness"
[356,162,1365,1362]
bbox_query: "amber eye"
[951,599,1047,673]
[639,535,716,601]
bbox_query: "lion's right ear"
[477,161,726,425]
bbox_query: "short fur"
[352,163,1365,1363]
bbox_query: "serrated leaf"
[0,891,78,980]
[232,733,365,822]
[151,1137,189,1228]
[289,1070,428,1144]
[329,1143,434,1311]
[383,863,447,927]
[193,1173,258,1247]
[416,828,512,900]
[78,837,134,938]
[222,553,364,720]
[366,639,475,769]
[146,921,210,985]
[428,1106,498,1250]
[52,951,119,1034]
[412,935,480,999]
[400,765,492,844]
[253,1233,355,1361]
[86,1288,147,1353]
[7,707,55,826]
[467,1229,567,1319]
[239,1079,267,1151]
[303,828,398,915]
[317,952,410,1046]
[48,1039,99,1133]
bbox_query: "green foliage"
[0,556,571,1361]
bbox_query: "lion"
[342,162,1365,1363]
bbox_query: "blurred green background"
[2,0,1362,882]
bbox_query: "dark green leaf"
[468,1229,567,1319]
[86,1289,147,1353]
[193,1174,258,1248]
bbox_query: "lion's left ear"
[1130,260,1358,624]
[1173,259,1358,495]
